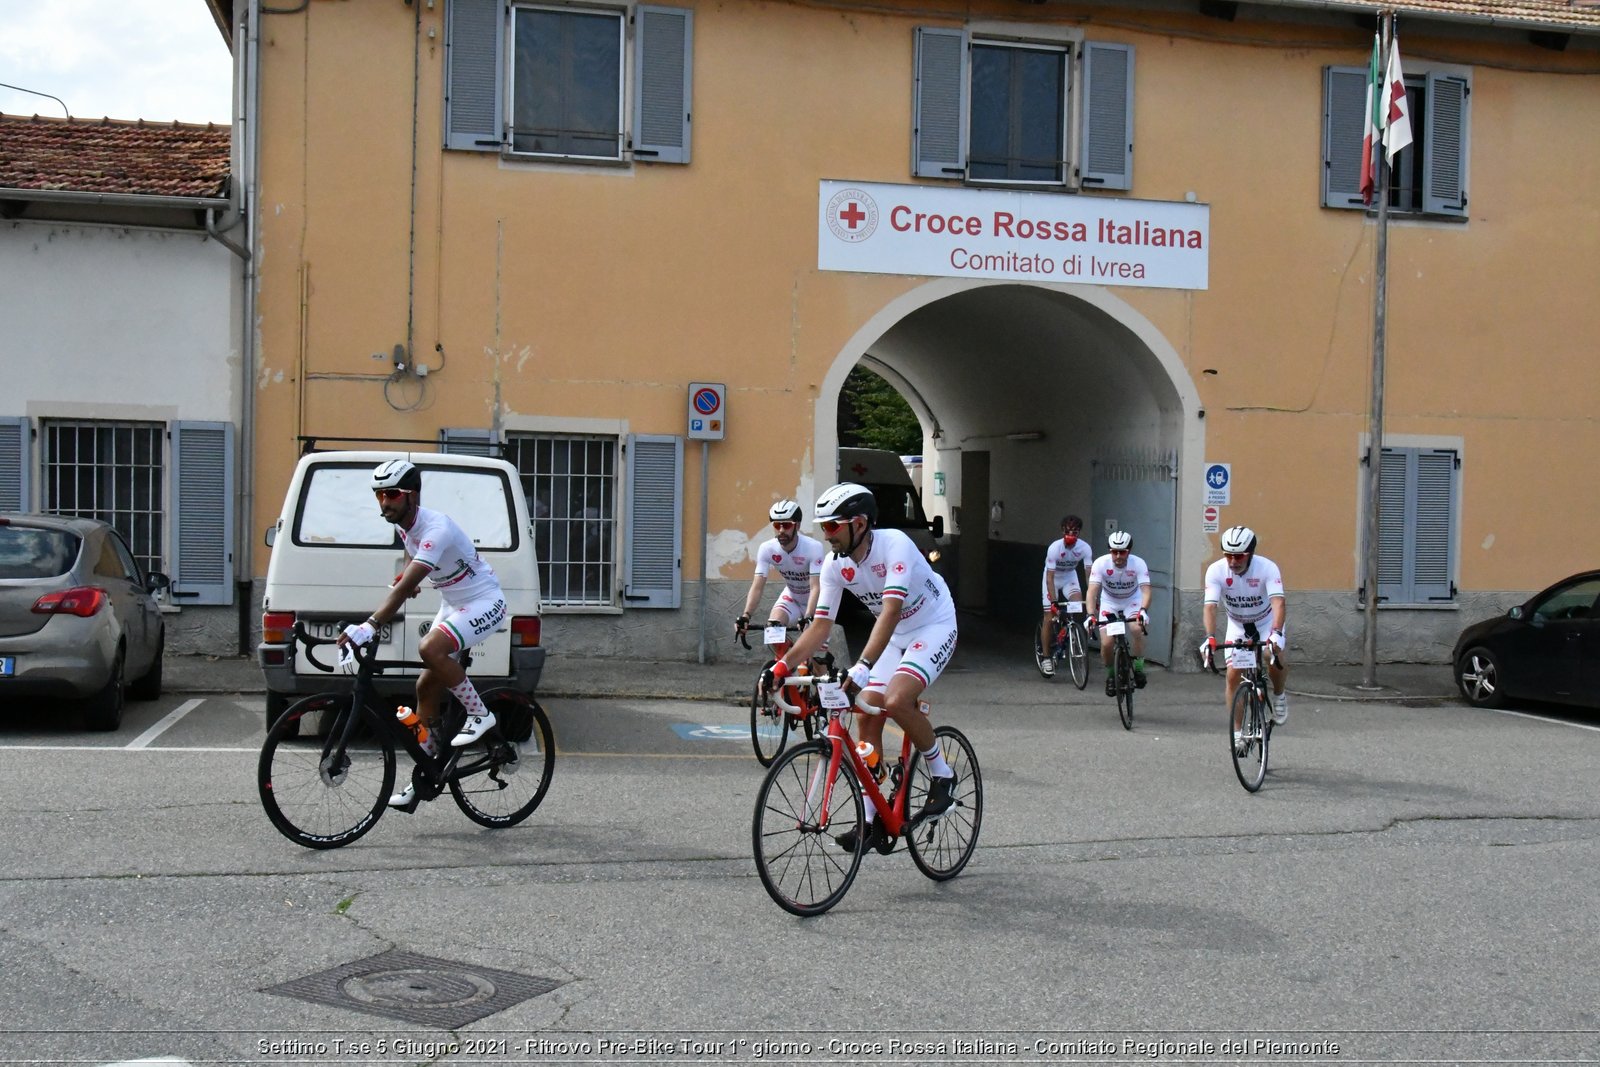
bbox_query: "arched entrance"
[816,280,1205,664]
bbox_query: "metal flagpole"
[1360,9,1394,690]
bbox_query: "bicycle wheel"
[1032,629,1054,679]
[258,694,395,849]
[1115,641,1134,731]
[752,739,864,917]
[450,695,555,828]
[1230,680,1268,792]
[750,661,789,766]
[904,725,983,881]
[1067,621,1089,690]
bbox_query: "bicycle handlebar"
[291,621,432,675]
[1202,636,1280,674]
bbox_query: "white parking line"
[1489,706,1600,733]
[125,698,205,749]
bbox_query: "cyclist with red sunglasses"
[763,482,959,851]
[1038,514,1093,677]
[735,499,823,646]
[1202,525,1289,746]
[336,458,507,810]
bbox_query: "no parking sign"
[688,382,726,441]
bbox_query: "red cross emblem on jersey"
[893,562,906,574]
[422,540,434,551]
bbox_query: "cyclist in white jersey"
[1085,530,1153,695]
[735,499,823,646]
[1201,525,1289,746]
[1038,514,1093,678]
[337,459,508,809]
[763,482,958,852]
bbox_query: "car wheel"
[1457,646,1505,709]
[83,648,127,732]
[266,691,298,736]
[128,627,164,701]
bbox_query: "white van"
[257,450,545,728]
[837,447,945,559]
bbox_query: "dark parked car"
[1453,570,1600,711]
[0,515,168,729]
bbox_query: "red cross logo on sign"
[825,188,878,243]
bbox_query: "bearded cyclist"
[1202,525,1289,751]
[1085,530,1153,694]
[761,482,958,852]
[735,499,823,649]
[336,459,507,810]
[1038,514,1093,678]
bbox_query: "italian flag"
[1359,31,1381,205]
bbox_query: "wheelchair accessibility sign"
[671,723,747,741]
[687,382,726,441]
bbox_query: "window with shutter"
[0,417,29,513]
[1373,446,1458,604]
[504,432,619,607]
[912,27,1132,190]
[623,434,681,609]
[171,421,236,606]
[445,0,504,151]
[440,428,499,457]
[633,5,693,163]
[1323,65,1470,217]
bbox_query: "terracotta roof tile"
[1267,0,1600,32]
[0,114,231,199]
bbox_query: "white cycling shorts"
[770,588,807,625]
[1044,573,1084,606]
[428,592,507,653]
[858,617,959,710]
[1224,617,1284,669]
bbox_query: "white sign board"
[818,180,1210,291]
[1204,463,1231,506]
[1202,505,1220,533]
[687,382,725,441]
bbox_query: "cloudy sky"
[0,0,233,125]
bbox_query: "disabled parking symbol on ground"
[671,723,750,741]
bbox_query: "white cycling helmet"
[768,499,802,523]
[1220,525,1257,554]
[1107,530,1133,551]
[371,459,420,493]
[814,482,877,526]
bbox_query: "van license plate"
[306,621,392,644]
[0,657,12,677]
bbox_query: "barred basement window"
[41,420,164,576]
[504,433,618,607]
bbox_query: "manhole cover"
[262,949,563,1028]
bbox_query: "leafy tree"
[838,365,921,454]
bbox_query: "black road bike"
[1094,610,1146,731]
[1034,599,1090,689]
[257,624,554,848]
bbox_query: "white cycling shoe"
[388,782,417,808]
[451,711,497,747]
[1272,692,1289,726]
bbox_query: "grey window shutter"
[1423,72,1469,217]
[0,417,29,513]
[623,434,681,608]
[445,0,504,152]
[913,26,967,179]
[633,5,692,164]
[1376,448,1409,603]
[1080,41,1133,191]
[1411,449,1458,602]
[171,421,235,606]
[1323,66,1368,209]
[440,427,498,456]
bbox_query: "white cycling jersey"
[753,533,824,597]
[1041,536,1094,604]
[1203,554,1285,625]
[813,528,955,632]
[397,505,502,608]
[1089,552,1151,609]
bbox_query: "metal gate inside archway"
[1090,448,1178,664]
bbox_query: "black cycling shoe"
[1134,669,1148,689]
[834,818,882,854]
[920,773,958,820]
[1104,675,1117,697]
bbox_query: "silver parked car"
[0,515,168,730]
